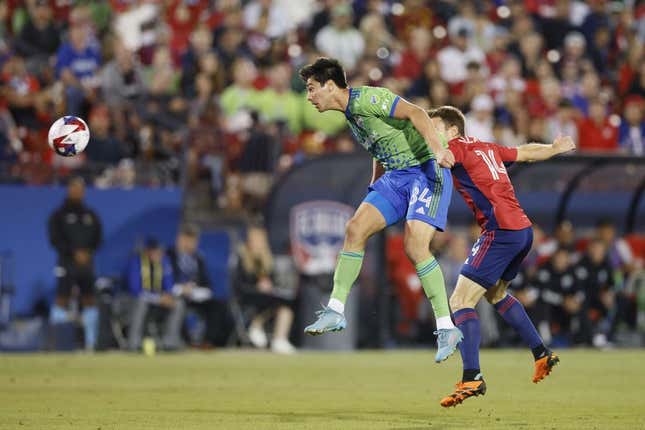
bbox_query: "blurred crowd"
[0,0,644,205]
[389,219,645,348]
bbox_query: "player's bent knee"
[449,293,473,312]
[403,237,428,264]
[485,282,508,305]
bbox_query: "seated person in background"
[575,239,617,348]
[536,247,585,346]
[126,238,184,351]
[236,224,296,354]
[167,224,232,347]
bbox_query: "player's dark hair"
[299,57,348,89]
[428,106,466,137]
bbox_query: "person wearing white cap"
[465,94,495,142]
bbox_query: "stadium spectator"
[167,224,232,347]
[165,0,208,63]
[13,0,61,69]
[536,247,586,346]
[437,26,485,85]
[48,177,102,350]
[465,94,495,142]
[545,100,579,146]
[180,25,216,98]
[238,111,280,213]
[575,239,617,347]
[99,38,146,108]
[626,57,645,99]
[393,26,433,82]
[619,95,645,155]
[84,104,128,164]
[125,237,184,351]
[1,55,45,132]
[235,224,296,354]
[577,98,619,152]
[112,0,159,54]
[55,18,101,116]
[255,62,302,135]
[242,0,292,39]
[220,57,260,118]
[315,3,365,73]
[0,107,20,162]
[359,3,400,57]
[594,219,636,274]
[537,220,580,266]
[144,46,180,97]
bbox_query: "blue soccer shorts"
[460,227,534,289]
[363,159,452,231]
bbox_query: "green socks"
[329,251,365,305]
[415,257,451,319]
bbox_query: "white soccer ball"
[48,115,90,157]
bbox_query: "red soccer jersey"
[449,136,532,231]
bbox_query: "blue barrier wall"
[0,185,183,317]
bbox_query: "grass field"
[1,349,644,430]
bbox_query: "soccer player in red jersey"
[427,106,576,407]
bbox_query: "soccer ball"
[48,116,90,157]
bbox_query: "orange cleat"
[533,351,559,383]
[440,379,487,408]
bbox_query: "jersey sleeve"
[495,144,518,162]
[352,87,401,118]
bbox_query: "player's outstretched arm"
[516,136,576,162]
[392,98,455,167]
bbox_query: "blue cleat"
[304,307,347,336]
[434,327,464,363]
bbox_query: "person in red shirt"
[427,106,576,408]
[577,98,619,152]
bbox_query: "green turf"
[1,349,643,429]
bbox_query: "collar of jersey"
[344,87,353,119]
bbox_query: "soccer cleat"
[304,307,347,335]
[440,379,487,408]
[533,351,560,383]
[434,327,464,363]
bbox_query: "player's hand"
[159,293,175,308]
[553,136,576,154]
[257,277,273,293]
[436,149,455,168]
[74,249,91,266]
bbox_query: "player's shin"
[416,257,454,329]
[453,308,482,381]
[493,294,546,359]
[328,251,365,314]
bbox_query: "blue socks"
[494,294,544,352]
[453,308,480,378]
[82,307,99,350]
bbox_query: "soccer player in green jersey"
[299,58,462,362]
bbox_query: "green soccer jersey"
[344,86,433,170]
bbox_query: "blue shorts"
[364,159,452,231]
[461,227,534,289]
